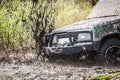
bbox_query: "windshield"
[87,0,120,19]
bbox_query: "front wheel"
[100,38,120,63]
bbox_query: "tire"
[100,38,120,63]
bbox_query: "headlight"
[77,33,91,42]
[52,35,70,44]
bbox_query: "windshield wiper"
[87,15,119,19]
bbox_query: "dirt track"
[0,56,120,80]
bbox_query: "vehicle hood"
[52,16,120,33]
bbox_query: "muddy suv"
[44,0,120,62]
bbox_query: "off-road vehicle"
[44,0,120,62]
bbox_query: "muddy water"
[0,57,119,80]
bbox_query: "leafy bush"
[22,0,56,56]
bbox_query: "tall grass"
[55,0,92,28]
[0,1,32,50]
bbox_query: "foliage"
[23,0,56,56]
[0,0,32,50]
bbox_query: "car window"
[87,0,120,19]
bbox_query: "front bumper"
[44,42,96,55]
[44,31,98,55]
